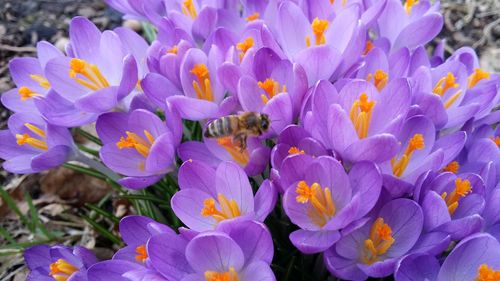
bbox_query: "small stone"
[78,6,95,18]
[492,25,500,38]
[122,19,142,32]
[55,37,70,52]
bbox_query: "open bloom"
[171,160,277,231]
[282,156,382,253]
[325,198,424,280]
[24,245,97,281]
[395,233,500,281]
[146,219,275,281]
[1,41,62,113]
[44,17,138,121]
[303,78,412,164]
[0,113,74,174]
[96,109,178,189]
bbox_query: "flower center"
[329,0,348,6]
[367,70,388,91]
[217,137,250,165]
[135,244,148,262]
[391,133,425,177]
[69,58,110,91]
[475,264,500,281]
[361,217,395,264]
[18,86,43,101]
[492,137,500,146]
[288,146,305,155]
[404,0,419,14]
[363,40,374,55]
[167,45,178,55]
[468,68,490,89]
[49,259,78,281]
[30,74,51,89]
[15,123,48,151]
[116,130,155,158]
[258,78,287,105]
[305,18,329,47]
[182,0,197,19]
[201,193,241,223]
[432,72,463,109]
[236,37,254,61]
[245,12,260,21]
[205,267,239,281]
[190,64,214,102]
[443,161,460,174]
[349,93,376,139]
[441,178,471,215]
[295,181,336,227]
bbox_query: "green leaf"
[81,215,122,245]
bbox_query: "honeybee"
[204,112,271,151]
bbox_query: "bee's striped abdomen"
[204,116,234,138]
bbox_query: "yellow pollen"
[433,72,458,96]
[167,45,178,54]
[15,123,48,150]
[205,267,239,281]
[201,194,241,223]
[475,264,500,281]
[349,93,376,139]
[18,86,42,101]
[182,0,197,19]
[245,12,260,21]
[305,18,329,47]
[191,64,214,102]
[30,74,51,89]
[135,245,148,262]
[441,178,472,215]
[366,70,389,91]
[391,133,425,177]
[116,130,155,158]
[69,58,110,91]
[443,90,463,109]
[49,259,78,281]
[295,181,336,227]
[288,146,305,155]
[404,0,419,14]
[258,78,286,105]
[492,137,500,146]
[217,137,250,165]
[468,68,490,89]
[363,40,374,55]
[443,161,460,174]
[361,217,395,264]
[236,37,254,61]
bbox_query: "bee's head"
[260,114,270,131]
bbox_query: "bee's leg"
[233,133,247,152]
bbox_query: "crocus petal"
[178,141,221,167]
[410,231,451,256]
[215,161,254,214]
[24,245,51,270]
[142,73,181,108]
[147,233,192,280]
[435,214,484,240]
[167,96,218,120]
[295,46,341,86]
[69,17,101,62]
[171,189,216,231]
[327,104,358,153]
[87,260,143,281]
[393,13,443,50]
[348,161,383,219]
[118,175,163,190]
[239,261,276,281]
[178,159,217,196]
[96,112,129,144]
[344,134,400,163]
[254,180,277,222]
[186,232,245,273]
[324,249,368,281]
[395,253,440,281]
[3,154,36,174]
[31,145,71,171]
[75,86,119,113]
[116,54,138,100]
[422,191,451,231]
[289,229,340,254]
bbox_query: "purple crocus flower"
[44,17,138,121]
[96,109,178,189]
[24,245,98,281]
[146,219,275,280]
[178,136,271,176]
[171,160,277,231]
[418,171,485,240]
[376,0,443,52]
[395,233,500,281]
[282,155,382,253]
[303,78,411,164]
[379,115,466,197]
[0,112,74,174]
[1,41,62,113]
[325,198,424,280]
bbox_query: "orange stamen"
[391,134,425,177]
[191,64,214,102]
[441,178,472,215]
[246,12,260,21]
[468,68,490,89]
[305,18,329,47]
[217,137,250,165]
[349,93,376,139]
[295,181,336,227]
[361,217,395,264]
[135,245,148,262]
[201,193,241,223]
[258,78,286,105]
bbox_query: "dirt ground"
[0,0,498,280]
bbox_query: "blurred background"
[0,0,499,280]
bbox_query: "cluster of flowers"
[1,0,499,280]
